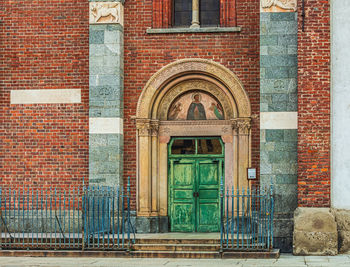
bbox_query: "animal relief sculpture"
[90,2,121,24]
[261,0,297,12]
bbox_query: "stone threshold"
[146,27,242,34]
[0,249,280,259]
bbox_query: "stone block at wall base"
[293,207,338,256]
[332,209,350,253]
[338,230,350,253]
[136,216,169,233]
[274,237,293,253]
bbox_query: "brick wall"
[124,0,260,208]
[0,1,89,188]
[297,0,331,207]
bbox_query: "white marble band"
[260,112,298,129]
[89,118,123,134]
[11,89,81,104]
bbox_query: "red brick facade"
[0,1,89,188]
[297,0,331,207]
[124,0,260,208]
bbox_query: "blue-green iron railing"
[0,179,135,250]
[220,180,274,251]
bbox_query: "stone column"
[235,118,251,190]
[150,120,159,216]
[260,0,298,252]
[89,1,124,187]
[190,0,200,28]
[136,119,152,216]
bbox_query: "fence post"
[220,176,223,253]
[127,176,131,249]
[82,178,86,251]
[0,187,2,250]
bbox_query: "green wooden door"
[169,154,223,232]
[197,159,222,232]
[169,159,196,232]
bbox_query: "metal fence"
[220,181,274,251]
[0,179,135,250]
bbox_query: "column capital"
[232,118,251,135]
[136,119,151,137]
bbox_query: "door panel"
[169,157,223,232]
[169,159,195,232]
[197,160,222,232]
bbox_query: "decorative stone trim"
[146,27,241,34]
[10,89,81,104]
[89,118,123,134]
[89,2,124,26]
[136,119,151,137]
[232,118,252,135]
[136,59,251,119]
[260,112,298,129]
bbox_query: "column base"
[135,216,169,233]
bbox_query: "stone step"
[135,238,220,244]
[135,238,252,245]
[132,243,220,251]
[130,250,221,259]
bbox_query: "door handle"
[193,192,199,197]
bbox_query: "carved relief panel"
[261,0,297,12]
[89,2,124,25]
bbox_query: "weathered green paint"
[168,137,224,232]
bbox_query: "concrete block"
[284,129,297,142]
[265,67,290,79]
[278,34,298,46]
[268,45,288,55]
[338,230,350,253]
[90,30,105,44]
[332,209,350,253]
[269,21,298,35]
[276,174,297,184]
[265,129,284,142]
[261,55,297,68]
[260,12,271,22]
[293,208,338,256]
[261,35,278,46]
[270,12,296,21]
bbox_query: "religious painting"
[168,91,224,120]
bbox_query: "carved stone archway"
[135,59,252,232]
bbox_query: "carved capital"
[232,118,251,135]
[150,120,159,136]
[136,119,151,137]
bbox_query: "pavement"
[0,254,350,267]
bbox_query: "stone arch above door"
[136,58,251,119]
[135,59,252,231]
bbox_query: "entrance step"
[132,243,220,251]
[135,238,220,245]
[130,250,221,259]
[130,233,279,259]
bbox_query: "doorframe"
[167,137,225,232]
[135,59,252,221]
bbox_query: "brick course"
[124,0,260,209]
[0,1,89,189]
[297,0,331,207]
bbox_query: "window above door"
[169,137,224,156]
